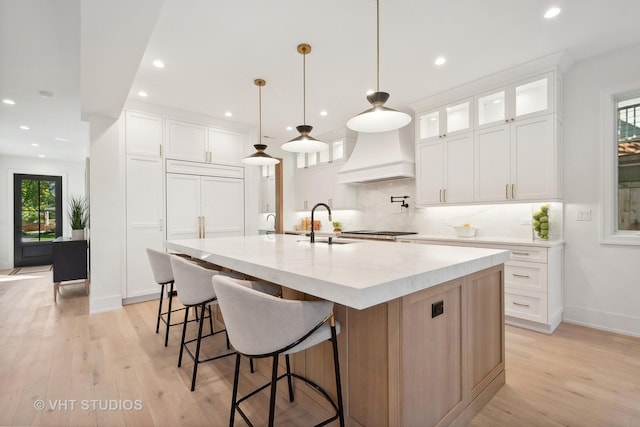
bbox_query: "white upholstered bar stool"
[146,248,184,347]
[170,255,236,391]
[213,275,345,427]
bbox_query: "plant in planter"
[68,195,88,240]
[332,221,342,232]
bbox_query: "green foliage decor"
[68,195,88,230]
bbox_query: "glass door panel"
[419,111,440,140]
[446,101,470,133]
[515,78,548,117]
[478,91,505,126]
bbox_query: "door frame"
[13,173,63,267]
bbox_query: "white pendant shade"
[241,144,280,165]
[346,104,412,133]
[281,124,326,153]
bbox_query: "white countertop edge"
[165,237,510,310]
[404,234,565,247]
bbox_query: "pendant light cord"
[302,48,307,125]
[258,84,262,143]
[376,0,380,92]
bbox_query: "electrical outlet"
[443,218,452,226]
[577,210,592,221]
[432,300,444,318]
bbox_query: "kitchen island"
[166,235,510,427]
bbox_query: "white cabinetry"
[125,111,163,157]
[209,128,247,164]
[416,131,474,205]
[165,160,244,241]
[125,155,164,298]
[294,163,357,210]
[165,119,247,164]
[414,70,562,206]
[260,165,276,213]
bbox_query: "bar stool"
[213,275,345,427]
[146,248,184,347]
[170,255,238,391]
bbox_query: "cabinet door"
[165,119,208,162]
[294,168,310,210]
[511,114,555,200]
[306,165,331,207]
[329,163,357,209]
[417,108,442,142]
[209,128,246,164]
[126,155,164,297]
[416,141,444,205]
[125,111,162,157]
[201,176,245,237]
[513,73,553,120]
[166,173,201,240]
[474,124,511,202]
[259,176,275,213]
[444,132,474,203]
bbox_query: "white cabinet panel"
[165,119,208,162]
[260,176,276,213]
[125,111,162,157]
[201,176,244,237]
[209,128,246,164]
[511,115,555,200]
[125,155,163,298]
[474,124,511,202]
[416,141,444,205]
[166,173,201,240]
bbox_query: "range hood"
[338,128,415,184]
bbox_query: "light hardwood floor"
[1,270,639,426]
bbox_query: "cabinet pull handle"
[512,251,530,256]
[505,119,509,123]
[511,184,515,199]
[201,217,206,238]
[512,273,530,279]
[439,189,442,202]
[443,189,446,202]
[159,144,163,157]
[505,184,510,199]
[512,302,530,308]
[159,218,163,232]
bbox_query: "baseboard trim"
[563,305,640,338]
[89,294,123,314]
[122,293,158,305]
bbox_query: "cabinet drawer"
[502,245,548,263]
[505,291,547,323]
[504,261,547,293]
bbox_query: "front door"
[13,174,62,267]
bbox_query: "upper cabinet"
[165,118,247,164]
[417,98,472,143]
[165,119,208,162]
[125,111,163,157]
[414,69,562,206]
[476,73,554,129]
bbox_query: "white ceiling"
[3,0,640,162]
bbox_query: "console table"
[52,237,89,302]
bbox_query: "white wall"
[0,154,86,269]
[562,44,640,337]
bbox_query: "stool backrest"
[213,275,333,356]
[170,255,222,306]
[146,248,173,284]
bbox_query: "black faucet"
[310,203,332,243]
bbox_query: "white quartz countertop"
[165,234,510,310]
[402,234,565,247]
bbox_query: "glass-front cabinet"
[476,72,553,129]
[417,98,472,142]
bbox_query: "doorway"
[13,174,63,267]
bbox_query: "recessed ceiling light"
[138,91,148,97]
[2,99,15,105]
[435,56,447,66]
[286,126,293,131]
[224,111,233,117]
[544,7,561,19]
[365,89,375,96]
[38,154,45,158]
[19,125,30,130]
[31,143,39,147]
[55,137,70,142]
[152,59,165,68]
[320,111,328,117]
[39,90,53,98]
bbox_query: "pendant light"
[346,0,412,133]
[281,43,327,153]
[242,79,280,166]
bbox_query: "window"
[602,85,640,244]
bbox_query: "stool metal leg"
[268,354,279,427]
[191,303,207,391]
[208,305,214,335]
[156,283,165,333]
[164,282,175,347]
[285,354,294,402]
[178,306,190,367]
[229,353,242,427]
[331,326,345,427]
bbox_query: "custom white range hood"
[338,128,415,184]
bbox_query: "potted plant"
[68,195,88,240]
[332,221,342,232]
